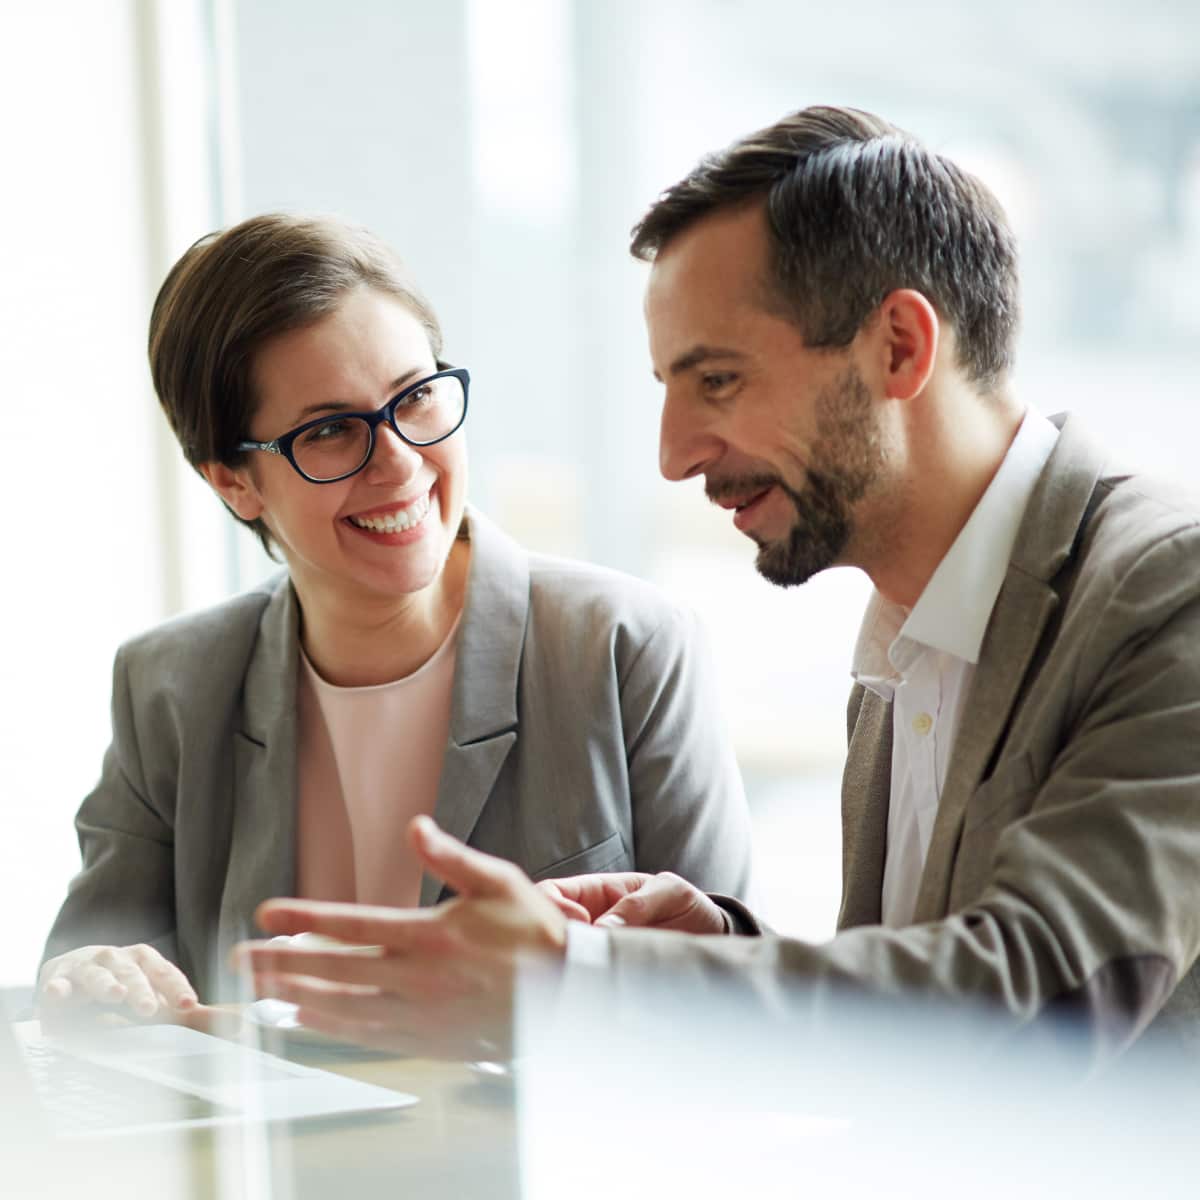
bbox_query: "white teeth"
[350,493,432,533]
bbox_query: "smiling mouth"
[707,474,777,511]
[706,483,778,537]
[347,491,433,533]
[732,489,771,513]
[708,486,772,515]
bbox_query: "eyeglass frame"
[235,364,470,484]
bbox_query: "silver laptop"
[2,1018,417,1140]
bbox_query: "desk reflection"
[4,1017,518,1200]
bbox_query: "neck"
[294,539,470,687]
[861,388,1025,610]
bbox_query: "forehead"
[643,204,773,361]
[254,286,434,405]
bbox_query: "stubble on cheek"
[753,365,885,587]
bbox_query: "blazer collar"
[240,574,300,745]
[422,506,528,904]
[448,505,528,745]
[1007,413,1107,583]
[913,412,1107,920]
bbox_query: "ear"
[874,289,939,403]
[198,460,265,522]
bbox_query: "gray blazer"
[44,508,753,999]
[609,415,1200,1057]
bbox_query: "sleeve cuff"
[709,894,768,936]
[565,920,613,968]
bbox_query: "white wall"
[0,2,166,983]
[0,0,231,986]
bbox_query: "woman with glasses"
[38,214,752,1021]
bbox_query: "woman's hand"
[37,944,199,1029]
[536,871,729,934]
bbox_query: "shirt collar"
[851,408,1059,695]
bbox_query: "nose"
[658,388,723,482]
[363,424,425,483]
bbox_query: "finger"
[540,872,655,919]
[546,872,654,901]
[103,958,161,1018]
[254,898,429,947]
[276,981,492,1059]
[593,874,682,927]
[594,873,723,933]
[534,883,592,924]
[241,947,395,987]
[247,949,482,1002]
[180,1004,243,1038]
[257,973,414,1027]
[39,976,75,1009]
[74,962,128,1005]
[288,1003,423,1055]
[130,946,198,1010]
[409,815,526,901]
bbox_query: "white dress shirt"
[851,408,1059,926]
[566,407,1060,965]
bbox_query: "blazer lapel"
[913,574,1058,920]
[914,414,1105,921]
[839,685,892,929]
[218,576,300,964]
[421,508,527,906]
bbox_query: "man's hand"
[235,816,568,1059]
[536,871,729,934]
[38,944,199,1030]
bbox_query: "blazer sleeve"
[618,607,756,903]
[604,531,1200,1059]
[40,645,179,972]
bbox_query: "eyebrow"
[654,344,748,381]
[292,366,428,421]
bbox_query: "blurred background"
[2,0,1197,985]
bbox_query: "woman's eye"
[396,385,434,408]
[301,419,351,444]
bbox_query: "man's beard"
[709,365,884,588]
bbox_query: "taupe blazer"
[612,415,1200,1056]
[44,508,753,999]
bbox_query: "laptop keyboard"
[23,1041,233,1135]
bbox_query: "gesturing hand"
[38,944,199,1030]
[537,871,728,934]
[235,816,568,1059]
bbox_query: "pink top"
[294,620,460,908]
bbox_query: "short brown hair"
[149,213,444,555]
[630,105,1019,389]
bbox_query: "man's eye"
[702,372,739,393]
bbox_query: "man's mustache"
[704,473,783,506]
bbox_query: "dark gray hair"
[630,105,1019,390]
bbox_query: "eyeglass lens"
[292,375,466,481]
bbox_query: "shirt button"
[912,712,934,736]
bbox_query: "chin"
[754,538,831,590]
